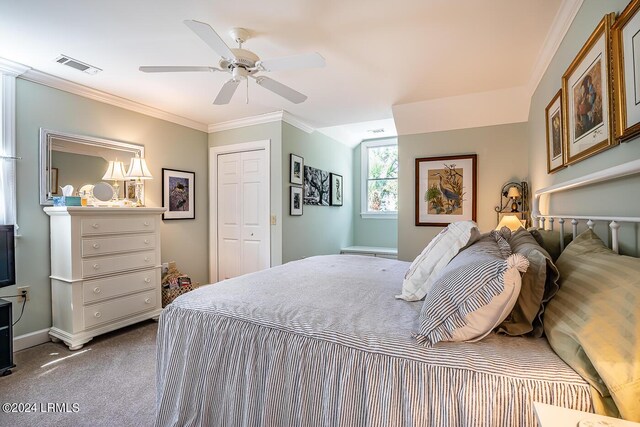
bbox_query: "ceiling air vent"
[54,55,102,75]
[368,128,385,134]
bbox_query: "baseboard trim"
[13,328,50,352]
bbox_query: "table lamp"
[507,186,521,212]
[102,160,126,201]
[496,214,525,232]
[125,153,152,207]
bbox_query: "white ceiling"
[0,0,567,141]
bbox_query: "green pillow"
[528,228,573,261]
[498,228,559,337]
[545,229,640,421]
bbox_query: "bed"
[155,160,640,426]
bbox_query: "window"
[361,139,398,218]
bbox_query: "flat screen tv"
[0,225,15,288]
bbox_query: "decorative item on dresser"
[44,207,166,350]
[495,180,529,227]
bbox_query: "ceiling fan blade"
[253,76,307,104]
[213,79,241,105]
[139,66,217,73]
[257,52,325,72]
[184,20,236,60]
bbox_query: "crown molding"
[207,110,315,134]
[527,0,583,96]
[0,57,30,76]
[18,68,208,132]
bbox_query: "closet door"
[217,149,268,281]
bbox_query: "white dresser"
[44,207,166,350]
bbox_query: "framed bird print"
[415,154,477,226]
[162,168,195,220]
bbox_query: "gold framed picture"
[545,89,566,173]
[562,13,617,165]
[612,0,640,141]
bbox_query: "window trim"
[360,138,398,219]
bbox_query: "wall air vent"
[54,55,102,75]
[368,128,385,134]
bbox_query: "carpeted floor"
[0,320,157,426]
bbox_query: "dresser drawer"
[83,290,157,329]
[82,234,156,257]
[83,269,157,304]
[82,251,156,278]
[81,216,155,236]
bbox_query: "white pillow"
[396,220,481,301]
[414,232,529,347]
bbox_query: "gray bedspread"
[156,255,592,426]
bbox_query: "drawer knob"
[145,298,151,304]
[92,243,100,249]
[94,312,102,318]
[93,287,101,294]
[144,239,150,245]
[143,221,150,226]
[93,264,100,270]
[144,277,151,283]
[92,223,99,229]
[144,257,150,262]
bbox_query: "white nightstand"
[533,402,640,427]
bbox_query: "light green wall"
[13,79,209,337]
[528,0,640,255]
[352,142,398,248]
[281,123,353,262]
[208,121,283,266]
[398,123,528,261]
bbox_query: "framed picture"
[562,13,617,165]
[545,89,566,173]
[612,0,640,141]
[162,168,195,220]
[290,186,303,216]
[304,165,329,206]
[290,154,304,185]
[50,168,59,195]
[415,154,477,227]
[329,173,343,206]
[125,180,137,200]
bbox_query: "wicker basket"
[162,283,198,307]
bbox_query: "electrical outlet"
[17,286,30,303]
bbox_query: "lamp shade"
[102,160,127,181]
[507,186,521,199]
[496,215,524,231]
[125,154,152,180]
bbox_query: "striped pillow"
[415,231,528,347]
[396,220,481,301]
[545,229,640,421]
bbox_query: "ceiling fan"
[139,20,325,105]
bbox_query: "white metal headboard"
[532,158,640,254]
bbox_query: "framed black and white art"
[290,154,304,185]
[290,186,303,216]
[330,173,343,206]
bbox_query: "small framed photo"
[290,186,303,216]
[329,173,343,206]
[125,180,137,200]
[612,0,640,141]
[50,167,59,195]
[290,154,304,185]
[415,154,477,226]
[562,13,617,165]
[162,168,195,220]
[545,89,566,173]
